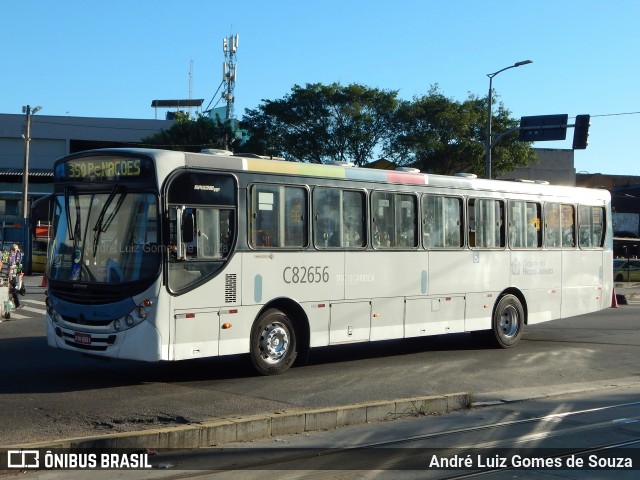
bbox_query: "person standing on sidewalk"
[6,244,23,309]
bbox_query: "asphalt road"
[1,276,640,447]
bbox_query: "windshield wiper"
[92,186,127,257]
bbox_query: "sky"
[3,0,639,176]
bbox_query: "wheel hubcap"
[499,305,519,338]
[259,322,289,364]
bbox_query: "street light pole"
[485,60,532,179]
[21,105,42,274]
[21,105,42,220]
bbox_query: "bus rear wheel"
[491,294,524,348]
[250,309,297,375]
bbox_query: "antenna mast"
[222,33,238,121]
[188,59,194,117]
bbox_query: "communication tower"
[222,34,239,120]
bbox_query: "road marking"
[22,299,46,306]
[20,306,46,315]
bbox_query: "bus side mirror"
[182,212,194,243]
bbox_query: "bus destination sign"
[55,156,154,182]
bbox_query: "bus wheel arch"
[490,289,527,348]
[249,298,310,375]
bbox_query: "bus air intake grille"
[225,274,237,303]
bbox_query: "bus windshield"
[48,190,160,284]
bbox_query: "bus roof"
[62,148,610,202]
[182,150,610,202]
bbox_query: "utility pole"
[21,104,42,274]
[21,105,42,220]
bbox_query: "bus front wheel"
[491,294,524,348]
[250,309,298,375]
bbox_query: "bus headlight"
[114,319,122,331]
[47,306,62,324]
[125,315,135,327]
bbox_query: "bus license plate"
[74,333,91,345]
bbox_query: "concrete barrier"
[11,392,471,450]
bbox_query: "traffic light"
[572,114,590,149]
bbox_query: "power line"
[204,80,225,112]
[590,111,640,119]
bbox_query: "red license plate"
[74,333,91,345]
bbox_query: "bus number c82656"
[282,266,330,284]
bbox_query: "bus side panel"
[432,251,510,296]
[464,292,496,332]
[405,296,465,337]
[602,249,614,310]
[521,289,561,325]
[173,309,220,359]
[370,297,405,341]
[343,251,425,299]
[241,252,345,305]
[303,302,331,347]
[329,301,371,344]
[561,249,605,318]
[218,305,260,356]
[510,250,562,325]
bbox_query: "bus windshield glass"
[48,190,160,284]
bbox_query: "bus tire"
[491,294,524,348]
[250,309,297,375]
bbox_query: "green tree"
[392,86,535,177]
[141,114,241,152]
[241,83,535,175]
[240,83,400,166]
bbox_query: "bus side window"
[372,191,394,248]
[579,205,605,249]
[544,203,561,248]
[342,190,366,248]
[561,204,575,248]
[510,201,541,249]
[313,188,365,249]
[469,198,504,249]
[396,194,417,248]
[371,191,417,249]
[314,188,341,248]
[251,185,280,247]
[250,184,308,249]
[423,195,462,249]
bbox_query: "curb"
[9,392,471,450]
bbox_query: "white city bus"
[45,148,613,375]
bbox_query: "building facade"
[0,113,173,270]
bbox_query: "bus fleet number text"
[283,266,330,284]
